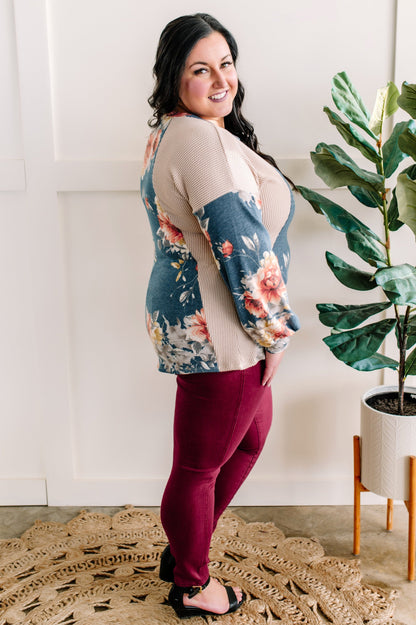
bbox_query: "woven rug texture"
[0,506,400,624]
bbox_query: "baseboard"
[0,479,47,505]
[42,476,389,507]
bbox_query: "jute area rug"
[0,507,400,625]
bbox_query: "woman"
[141,13,299,619]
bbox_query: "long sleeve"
[144,113,299,374]
[167,117,298,353]
[195,193,296,352]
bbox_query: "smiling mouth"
[208,90,228,102]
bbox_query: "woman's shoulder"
[165,114,238,150]
[167,112,216,133]
[155,115,233,172]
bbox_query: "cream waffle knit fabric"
[141,114,299,374]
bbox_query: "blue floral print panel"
[194,191,300,352]
[141,121,219,374]
[141,114,299,374]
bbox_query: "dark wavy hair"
[148,13,292,181]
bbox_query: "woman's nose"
[212,70,227,88]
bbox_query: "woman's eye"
[222,61,232,68]
[194,68,207,75]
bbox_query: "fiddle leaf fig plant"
[298,72,416,414]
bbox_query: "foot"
[182,577,243,614]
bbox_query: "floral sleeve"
[194,189,299,353]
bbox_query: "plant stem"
[378,167,392,267]
[377,131,406,414]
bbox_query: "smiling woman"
[140,12,299,620]
[177,32,238,127]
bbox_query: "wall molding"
[43,475,386,507]
[0,158,325,194]
[0,479,47,505]
[53,158,326,192]
[0,154,394,195]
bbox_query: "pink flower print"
[142,128,162,174]
[243,291,268,318]
[185,309,212,343]
[221,240,233,258]
[254,252,285,305]
[157,208,185,246]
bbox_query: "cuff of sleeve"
[265,337,290,354]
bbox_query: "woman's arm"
[170,117,299,353]
[193,189,297,353]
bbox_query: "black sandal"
[168,577,246,619]
[159,544,175,582]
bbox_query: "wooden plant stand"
[353,435,416,581]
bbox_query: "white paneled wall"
[0,0,413,505]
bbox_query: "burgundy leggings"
[160,361,272,586]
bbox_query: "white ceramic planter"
[361,385,416,500]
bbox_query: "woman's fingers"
[262,351,284,387]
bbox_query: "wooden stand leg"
[353,435,369,556]
[405,456,416,582]
[353,435,361,555]
[354,437,415,581]
[387,498,394,531]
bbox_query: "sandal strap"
[168,580,246,618]
[185,577,211,599]
[224,585,240,611]
[179,576,210,599]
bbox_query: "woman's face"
[178,31,238,128]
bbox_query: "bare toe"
[233,586,243,602]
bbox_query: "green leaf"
[405,345,416,376]
[388,164,416,231]
[387,188,403,230]
[345,231,387,268]
[397,173,416,238]
[407,324,416,350]
[375,264,416,305]
[383,121,416,178]
[348,185,382,207]
[323,107,381,164]
[406,317,416,349]
[311,143,385,192]
[404,164,416,178]
[385,82,401,117]
[299,186,386,266]
[317,301,392,329]
[398,126,416,161]
[326,251,377,291]
[323,318,396,363]
[369,82,400,135]
[297,186,381,240]
[331,72,376,139]
[350,353,399,371]
[397,82,416,119]
[395,315,416,350]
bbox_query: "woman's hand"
[262,350,285,387]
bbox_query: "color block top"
[140,113,299,374]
